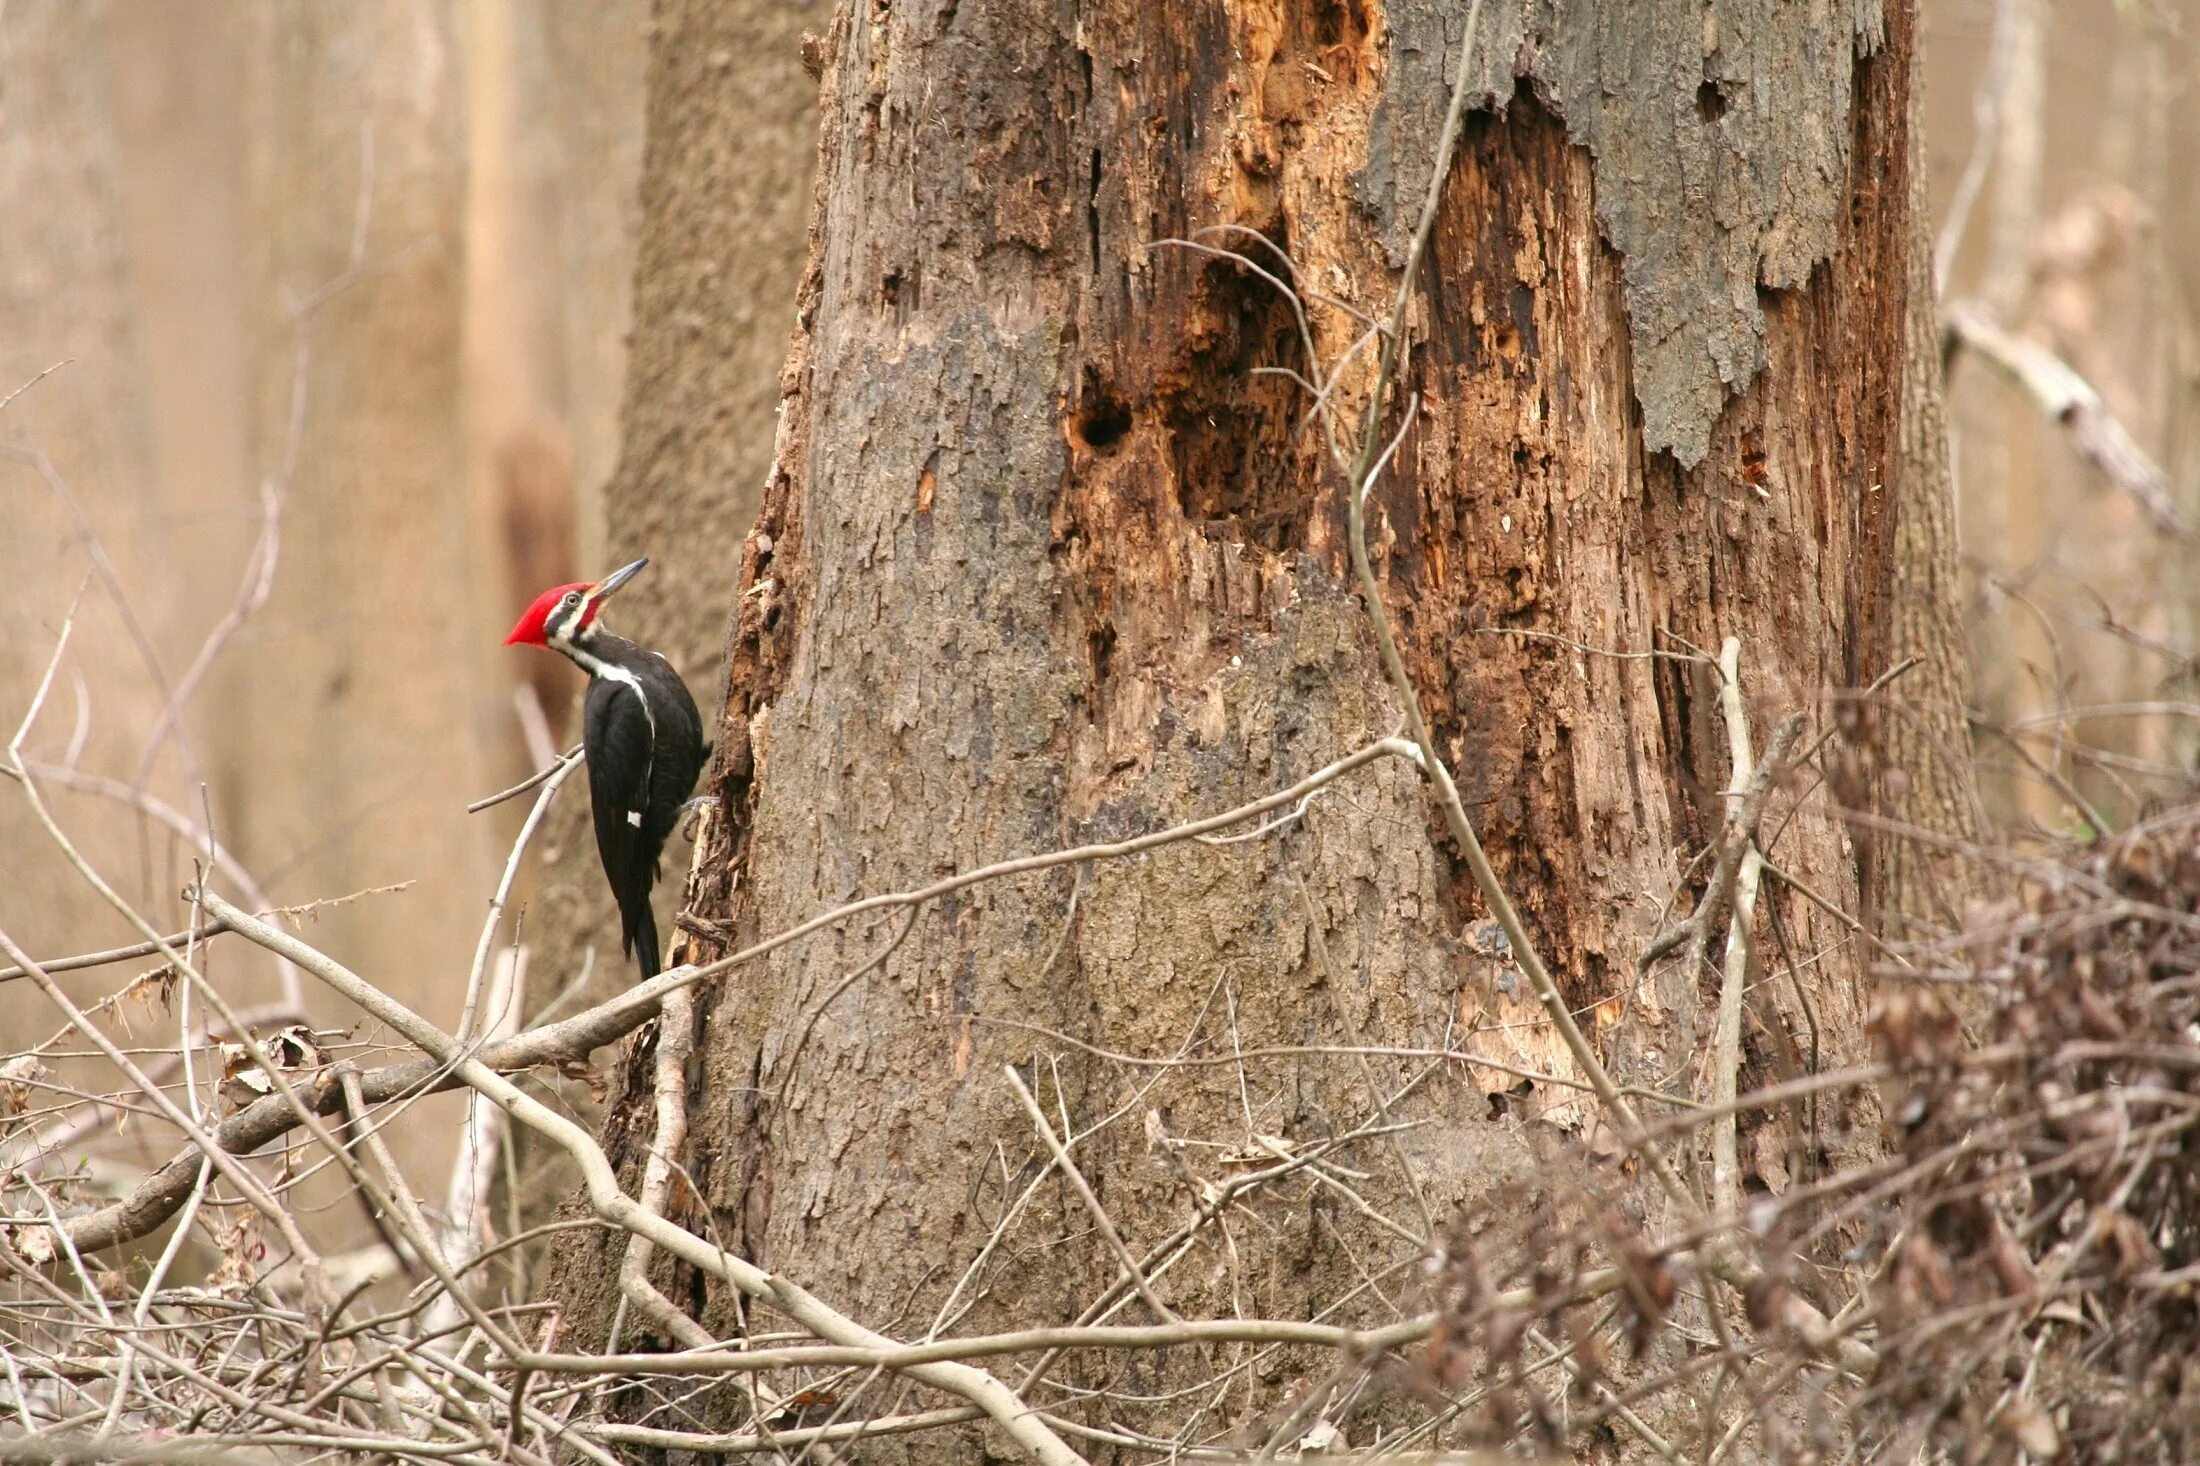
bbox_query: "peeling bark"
[1366,0,1887,466]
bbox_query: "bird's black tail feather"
[625,902,661,981]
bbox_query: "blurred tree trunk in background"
[465,0,582,752]
[0,0,163,976]
[546,0,1967,1451]
[536,1,652,586]
[1930,0,2200,826]
[5,0,652,1215]
[464,0,650,759]
[198,1,495,1059]
[517,0,819,1031]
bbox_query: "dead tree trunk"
[550,0,1956,1454]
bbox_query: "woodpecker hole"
[1308,0,1369,50]
[1072,390,1133,455]
[882,262,920,324]
[1165,251,1316,552]
[1695,80,1728,123]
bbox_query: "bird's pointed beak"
[592,557,650,602]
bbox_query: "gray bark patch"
[1360,0,1885,466]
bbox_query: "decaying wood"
[550,0,1941,1451]
[1365,0,1886,466]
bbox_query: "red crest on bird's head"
[504,558,651,647]
[505,582,594,646]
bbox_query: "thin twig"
[468,746,584,815]
[512,1313,1440,1375]
[422,947,530,1348]
[591,1408,983,1457]
[458,751,582,1043]
[0,921,236,984]
[1710,637,1766,1221]
[6,760,305,1002]
[0,358,73,418]
[1004,1065,1178,1324]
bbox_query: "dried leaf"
[1999,1399,2060,1459]
[15,1227,55,1266]
[0,1053,45,1117]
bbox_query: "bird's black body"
[572,633,706,978]
[512,559,707,980]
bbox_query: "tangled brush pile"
[1870,809,2200,1462]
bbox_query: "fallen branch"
[1944,299,2184,536]
[509,1313,1440,1375]
[591,1408,985,1457]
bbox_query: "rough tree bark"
[548,0,1962,1454]
[1875,48,1983,935]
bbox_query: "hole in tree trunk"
[1164,251,1316,553]
[1073,391,1133,454]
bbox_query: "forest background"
[4,0,2198,1460]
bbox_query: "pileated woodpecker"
[506,558,706,979]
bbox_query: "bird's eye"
[563,593,581,608]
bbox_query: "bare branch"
[512,1313,1439,1375]
[0,358,73,418]
[458,745,581,1042]
[1710,637,1768,1221]
[194,890,1087,1466]
[614,986,716,1352]
[468,745,583,815]
[1945,299,2184,535]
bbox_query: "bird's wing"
[583,675,657,939]
[642,653,709,848]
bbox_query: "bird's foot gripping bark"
[680,794,721,840]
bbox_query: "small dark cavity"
[1075,392,1132,454]
[1088,619,1117,683]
